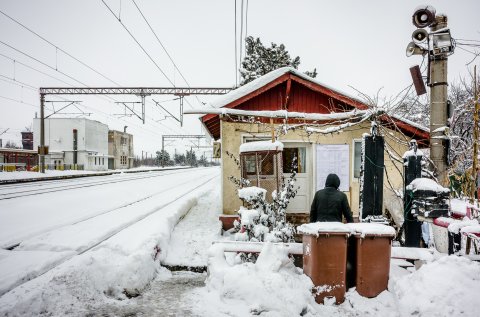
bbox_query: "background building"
[108,129,134,169]
[33,118,108,171]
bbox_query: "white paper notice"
[316,144,350,192]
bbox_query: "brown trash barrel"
[302,232,349,304]
[347,223,395,298]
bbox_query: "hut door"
[283,143,311,213]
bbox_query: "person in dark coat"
[310,173,354,223]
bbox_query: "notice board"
[316,144,350,192]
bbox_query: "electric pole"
[429,15,449,186]
[472,65,478,203]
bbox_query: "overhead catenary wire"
[0,16,203,152]
[100,0,174,87]
[234,0,238,87]
[0,56,188,142]
[0,9,121,86]
[0,8,192,129]
[130,0,206,108]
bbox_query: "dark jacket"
[310,174,354,223]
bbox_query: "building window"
[95,157,97,165]
[121,156,127,165]
[120,137,127,145]
[353,140,362,178]
[102,157,104,165]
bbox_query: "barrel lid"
[346,223,396,237]
[297,222,351,235]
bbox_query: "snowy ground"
[0,167,479,316]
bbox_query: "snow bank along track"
[0,168,194,200]
[0,172,219,297]
[0,167,191,185]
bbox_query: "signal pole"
[429,15,449,186]
[407,6,454,186]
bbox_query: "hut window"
[353,140,362,178]
[283,147,306,173]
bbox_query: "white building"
[33,118,109,171]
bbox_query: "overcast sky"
[0,0,479,157]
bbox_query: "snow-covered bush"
[229,156,299,262]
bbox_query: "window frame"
[352,139,362,180]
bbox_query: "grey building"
[108,129,134,169]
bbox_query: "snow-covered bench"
[212,241,435,262]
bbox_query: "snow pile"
[346,223,396,237]
[238,207,260,226]
[197,242,480,316]
[448,217,479,234]
[402,148,424,159]
[392,255,480,316]
[461,225,480,235]
[238,186,266,201]
[198,242,317,316]
[239,140,284,153]
[406,177,450,193]
[297,222,352,236]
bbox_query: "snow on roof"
[184,108,368,121]
[297,222,351,235]
[209,67,365,109]
[391,113,429,133]
[239,140,284,153]
[406,178,450,193]
[346,223,396,237]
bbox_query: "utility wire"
[240,0,244,68]
[101,0,174,87]
[234,0,238,87]
[0,52,77,87]
[0,40,90,87]
[131,0,205,108]
[0,9,121,86]
[0,94,37,108]
[0,11,198,140]
[0,74,37,90]
[131,0,188,90]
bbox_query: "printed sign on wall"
[316,144,350,192]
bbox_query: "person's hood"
[325,173,340,189]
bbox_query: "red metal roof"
[201,68,429,145]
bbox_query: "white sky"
[0,0,479,156]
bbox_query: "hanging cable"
[100,0,174,87]
[131,0,206,108]
[234,0,238,87]
[240,0,244,69]
[0,9,121,86]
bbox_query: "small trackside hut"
[195,67,430,227]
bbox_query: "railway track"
[0,168,197,200]
[0,172,218,297]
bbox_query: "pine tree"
[174,153,186,165]
[155,150,170,166]
[185,149,198,167]
[240,36,317,85]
